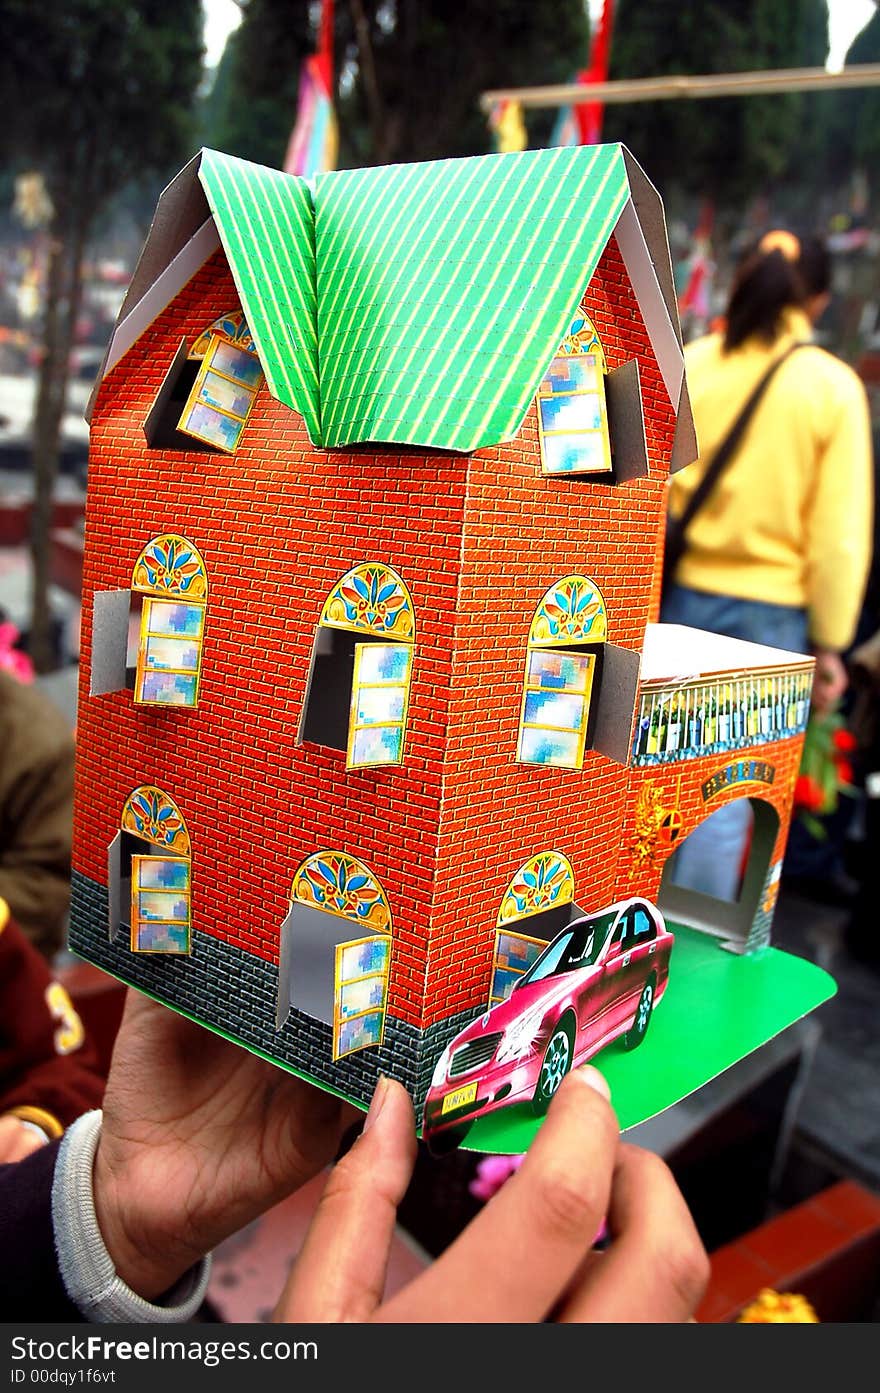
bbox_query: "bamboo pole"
[479,62,880,112]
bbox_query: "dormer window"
[144,310,264,453]
[538,315,612,476]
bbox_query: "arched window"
[144,309,264,453]
[517,575,607,769]
[277,851,392,1060]
[299,563,415,769]
[489,852,576,1005]
[537,313,612,476]
[131,535,208,707]
[90,534,208,709]
[108,786,192,954]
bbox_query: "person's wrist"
[92,1139,201,1301]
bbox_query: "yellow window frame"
[346,641,413,770]
[134,596,206,708]
[537,352,613,477]
[130,854,191,954]
[177,333,263,454]
[517,648,595,770]
[332,934,392,1060]
[489,928,550,1007]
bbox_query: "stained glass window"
[347,643,413,769]
[303,563,416,768]
[489,931,549,1005]
[333,935,392,1059]
[517,648,595,768]
[537,313,612,476]
[178,333,264,453]
[132,536,208,710]
[130,855,191,954]
[134,598,205,706]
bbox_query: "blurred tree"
[202,0,590,169]
[845,10,880,186]
[201,0,313,165]
[603,0,828,216]
[0,0,203,670]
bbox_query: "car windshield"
[516,911,619,987]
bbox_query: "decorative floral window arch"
[281,851,393,1060]
[517,575,607,769]
[113,786,192,954]
[537,313,613,476]
[145,309,264,453]
[489,852,576,1005]
[299,563,416,770]
[131,534,208,708]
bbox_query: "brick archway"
[657,796,781,952]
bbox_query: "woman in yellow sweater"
[663,231,873,897]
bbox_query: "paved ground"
[773,886,880,1191]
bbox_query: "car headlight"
[431,1047,451,1087]
[495,1008,546,1065]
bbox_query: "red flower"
[794,774,824,812]
[832,728,857,754]
[835,759,854,786]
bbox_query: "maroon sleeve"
[0,914,105,1133]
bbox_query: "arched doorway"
[276,850,392,1060]
[108,785,192,953]
[658,797,780,950]
[488,851,581,1005]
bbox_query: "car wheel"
[532,1021,574,1115]
[623,977,655,1051]
[426,1120,473,1157]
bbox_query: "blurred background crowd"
[1,0,880,1323]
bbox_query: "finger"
[378,1066,619,1323]
[557,1144,709,1323]
[0,1116,45,1164]
[275,1077,417,1322]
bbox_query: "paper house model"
[70,145,833,1152]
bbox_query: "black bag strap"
[675,340,809,541]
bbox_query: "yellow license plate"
[441,1080,478,1115]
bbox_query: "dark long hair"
[723,233,830,352]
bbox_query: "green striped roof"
[314,144,628,451]
[198,150,320,443]
[199,145,631,452]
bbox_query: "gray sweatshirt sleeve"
[51,1110,212,1323]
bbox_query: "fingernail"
[363,1074,389,1133]
[575,1065,611,1100]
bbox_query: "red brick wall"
[75,237,715,1036]
[622,735,803,905]
[423,240,680,1025]
[73,251,468,1027]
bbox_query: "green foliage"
[201,0,590,170]
[201,0,313,167]
[603,0,828,211]
[846,11,880,172]
[0,0,204,213]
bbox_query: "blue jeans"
[659,585,809,900]
[659,584,809,655]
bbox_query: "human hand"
[811,649,848,717]
[93,990,356,1301]
[0,1114,47,1163]
[275,1068,709,1323]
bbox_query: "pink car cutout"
[423,897,673,1154]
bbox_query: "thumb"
[274,1077,417,1322]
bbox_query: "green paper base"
[459,924,836,1155]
